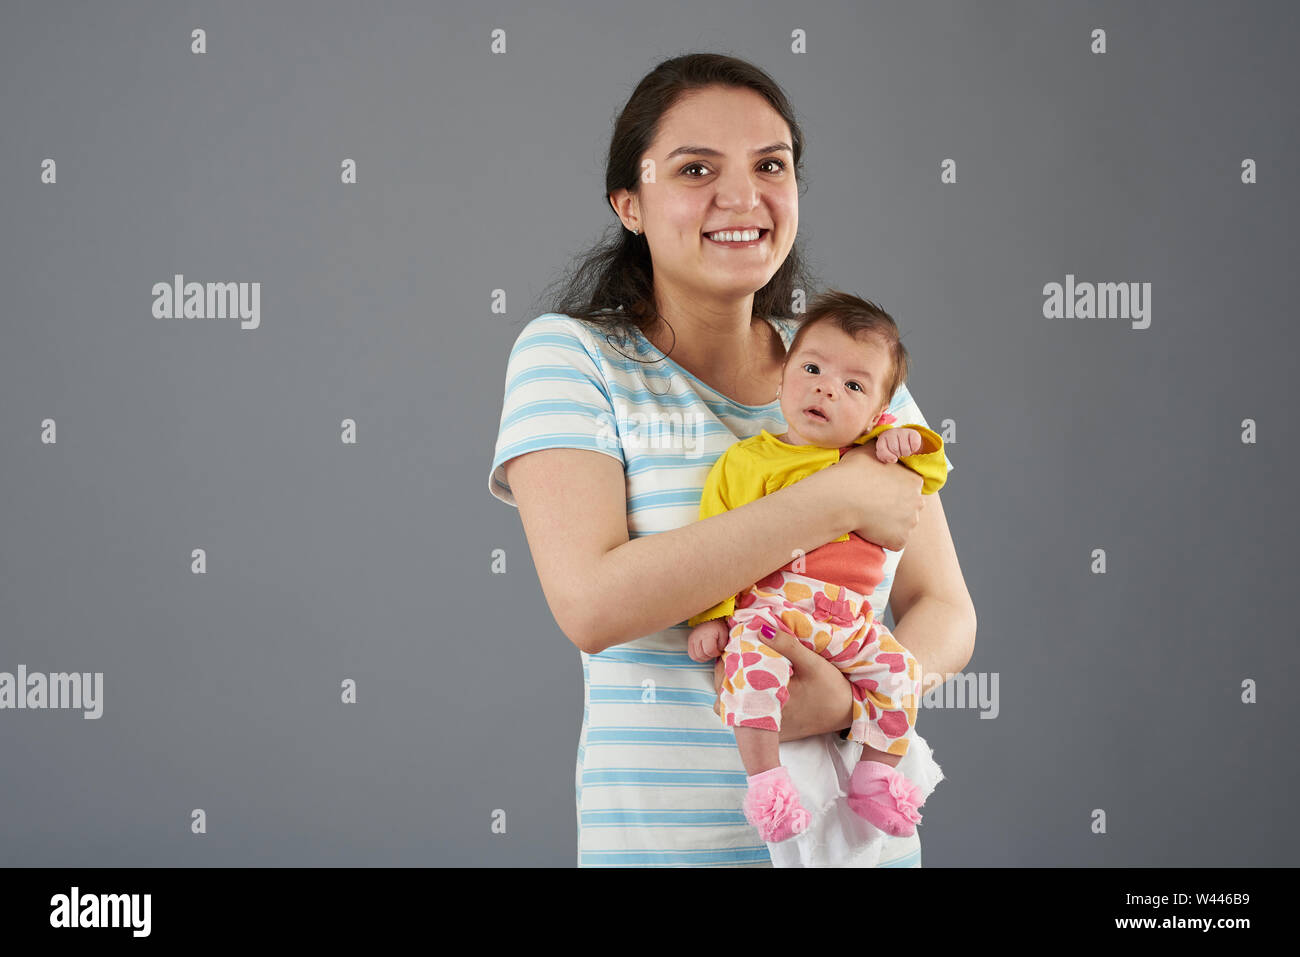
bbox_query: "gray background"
[1,0,1296,866]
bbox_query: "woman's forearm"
[889,596,977,697]
[822,597,976,736]
[582,470,856,654]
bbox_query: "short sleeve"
[695,450,734,522]
[686,453,739,627]
[885,382,954,473]
[686,455,738,629]
[487,314,625,507]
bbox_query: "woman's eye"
[681,159,787,177]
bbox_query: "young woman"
[488,53,976,867]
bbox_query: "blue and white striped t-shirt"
[488,312,953,867]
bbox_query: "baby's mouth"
[804,408,828,422]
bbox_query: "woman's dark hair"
[536,52,822,354]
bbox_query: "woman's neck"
[641,309,783,406]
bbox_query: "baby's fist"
[875,427,923,464]
[687,619,730,662]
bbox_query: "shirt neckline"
[629,316,791,413]
[759,428,851,454]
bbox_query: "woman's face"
[616,85,799,308]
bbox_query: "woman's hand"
[834,438,926,552]
[712,627,855,742]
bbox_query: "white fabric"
[769,729,945,867]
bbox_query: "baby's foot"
[847,761,925,837]
[742,766,811,843]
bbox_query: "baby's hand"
[875,427,923,464]
[687,619,731,662]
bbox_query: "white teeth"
[706,229,761,242]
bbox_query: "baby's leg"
[734,725,781,777]
[723,603,809,843]
[735,714,810,844]
[860,742,903,768]
[838,621,922,760]
[719,627,791,776]
[836,620,927,835]
[717,624,792,738]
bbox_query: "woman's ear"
[608,189,638,232]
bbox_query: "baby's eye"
[802,362,819,374]
[847,381,863,392]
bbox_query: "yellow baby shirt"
[687,421,949,628]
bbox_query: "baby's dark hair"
[787,290,909,409]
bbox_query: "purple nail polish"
[761,625,775,639]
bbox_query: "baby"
[685,290,949,845]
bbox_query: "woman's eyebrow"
[665,142,793,160]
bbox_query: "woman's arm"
[721,489,977,739]
[885,491,977,697]
[505,447,861,655]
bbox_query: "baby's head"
[777,290,910,448]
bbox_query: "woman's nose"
[712,173,761,209]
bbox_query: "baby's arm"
[687,618,731,662]
[874,427,923,464]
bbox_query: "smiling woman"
[488,52,975,868]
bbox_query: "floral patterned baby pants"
[718,568,922,756]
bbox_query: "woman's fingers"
[754,622,818,669]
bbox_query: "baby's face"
[779,323,891,448]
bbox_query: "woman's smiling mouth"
[703,228,769,247]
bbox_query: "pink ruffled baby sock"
[742,766,811,843]
[847,761,925,837]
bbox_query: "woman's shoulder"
[513,311,598,343]
[760,314,801,350]
[511,311,635,358]
[501,313,605,372]
[887,380,918,414]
